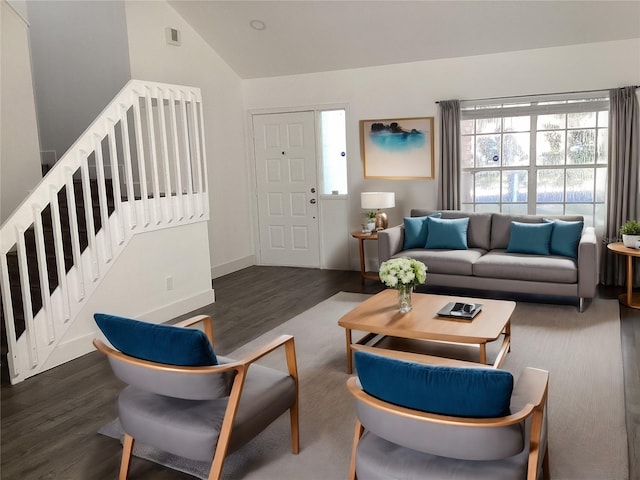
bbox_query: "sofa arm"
[577,226,598,299]
[378,225,404,264]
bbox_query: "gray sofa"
[378,209,598,311]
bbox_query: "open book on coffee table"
[437,302,483,320]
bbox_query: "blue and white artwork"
[368,122,426,152]
[361,117,434,179]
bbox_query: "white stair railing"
[0,80,208,384]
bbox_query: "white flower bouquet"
[378,257,427,289]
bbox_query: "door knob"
[310,187,316,193]
[310,199,316,204]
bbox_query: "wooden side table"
[607,242,640,309]
[351,231,380,283]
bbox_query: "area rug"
[99,292,627,480]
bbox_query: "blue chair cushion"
[94,313,218,366]
[545,218,583,258]
[505,221,553,255]
[354,351,513,418]
[403,213,442,250]
[425,216,469,250]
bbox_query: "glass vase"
[397,285,413,313]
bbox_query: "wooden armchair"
[347,346,549,480]
[93,313,299,480]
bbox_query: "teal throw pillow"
[544,219,583,259]
[505,221,553,255]
[354,351,513,418]
[425,216,469,250]
[94,313,218,366]
[403,213,442,249]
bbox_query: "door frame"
[246,103,350,268]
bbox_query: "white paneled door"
[253,111,320,267]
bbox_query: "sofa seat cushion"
[473,250,577,284]
[392,248,486,276]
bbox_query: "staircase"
[0,80,209,384]
[1,177,114,382]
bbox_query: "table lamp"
[361,192,395,231]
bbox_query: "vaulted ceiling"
[168,0,640,79]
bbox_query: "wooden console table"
[351,231,379,283]
[607,242,640,309]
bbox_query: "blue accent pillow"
[425,216,469,250]
[355,351,513,418]
[506,221,553,255]
[403,213,442,249]
[544,218,583,259]
[94,313,218,366]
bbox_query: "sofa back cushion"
[490,213,584,250]
[411,210,492,250]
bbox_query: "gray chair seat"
[119,362,296,462]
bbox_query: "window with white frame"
[460,93,609,232]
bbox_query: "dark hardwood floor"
[1,266,637,479]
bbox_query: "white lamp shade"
[361,192,395,209]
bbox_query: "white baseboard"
[211,255,255,279]
[138,289,216,323]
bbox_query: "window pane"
[502,204,528,215]
[537,114,565,130]
[566,168,594,202]
[476,135,501,167]
[477,118,500,134]
[597,110,608,127]
[536,131,565,165]
[537,169,564,202]
[461,135,475,168]
[566,203,593,218]
[597,128,608,164]
[536,204,564,215]
[503,116,530,132]
[461,171,474,203]
[475,171,500,203]
[596,167,607,202]
[501,170,528,203]
[461,119,474,135]
[567,129,596,164]
[475,204,500,213]
[595,204,605,230]
[567,111,596,128]
[566,204,594,229]
[503,133,530,166]
[320,110,347,194]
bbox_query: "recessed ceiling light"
[250,19,266,31]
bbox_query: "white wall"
[0,0,42,223]
[244,39,640,271]
[125,1,254,277]
[42,221,215,372]
[27,0,131,164]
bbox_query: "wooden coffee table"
[338,289,516,373]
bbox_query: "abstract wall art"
[360,117,434,179]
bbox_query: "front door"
[253,111,319,267]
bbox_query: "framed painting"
[360,117,434,179]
